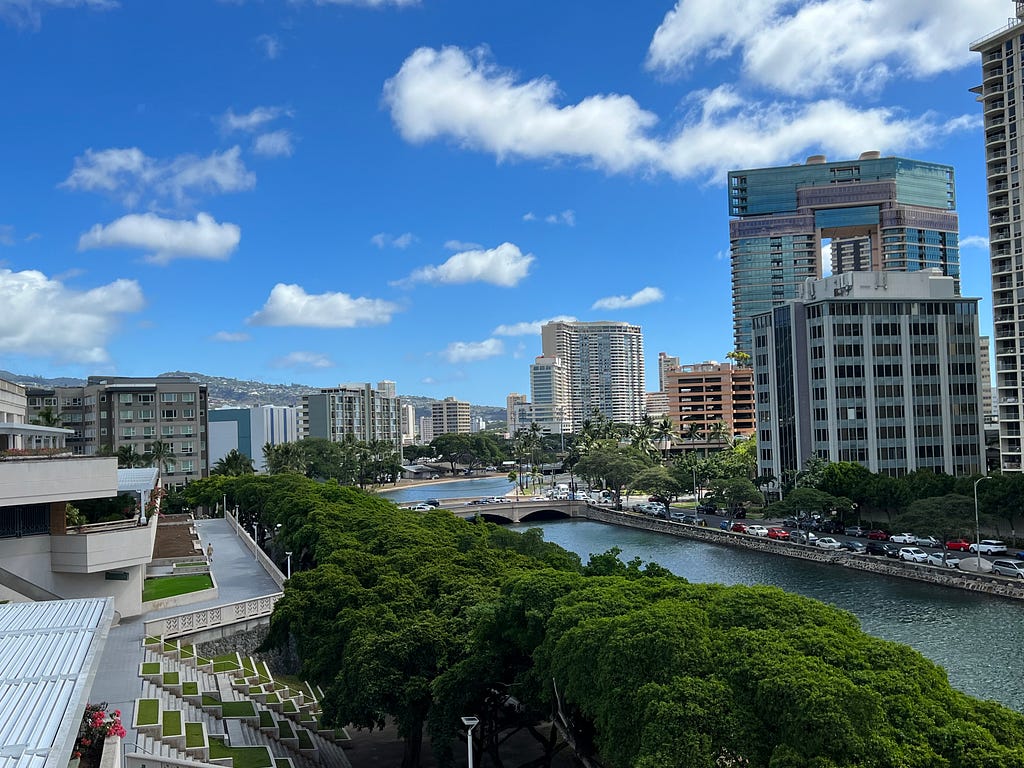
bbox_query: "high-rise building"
[657,352,680,393]
[753,271,984,481]
[26,375,209,487]
[540,320,645,431]
[729,154,959,354]
[377,380,397,399]
[979,335,994,422]
[400,403,417,444]
[973,11,1024,469]
[645,391,669,418]
[665,362,755,442]
[208,405,298,472]
[418,415,434,445]
[300,382,401,448]
[506,393,528,434]
[528,356,570,435]
[431,396,470,436]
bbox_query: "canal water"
[380,477,516,503]
[530,520,1023,712]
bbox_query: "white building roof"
[117,467,160,494]
[0,599,114,768]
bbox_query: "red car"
[866,530,890,541]
[767,527,790,540]
[730,522,748,533]
[946,539,972,552]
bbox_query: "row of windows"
[113,425,195,437]
[805,302,977,318]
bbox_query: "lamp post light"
[285,551,292,580]
[974,476,992,572]
[461,716,479,768]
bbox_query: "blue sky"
[0,0,1010,405]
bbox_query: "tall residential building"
[431,396,470,436]
[729,153,959,354]
[26,375,209,487]
[300,382,401,447]
[377,380,397,399]
[645,391,669,418]
[753,271,984,481]
[540,320,645,431]
[528,356,570,435]
[418,415,434,444]
[506,393,528,434]
[980,335,995,421]
[657,352,680,393]
[665,362,755,441]
[973,11,1024,469]
[208,405,298,472]
[400,403,417,444]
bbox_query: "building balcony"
[987,132,1008,146]
[984,68,1005,83]
[987,117,1006,130]
[990,181,1010,193]
[986,100,1007,113]
[50,516,158,574]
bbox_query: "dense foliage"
[182,474,1024,768]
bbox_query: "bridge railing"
[143,592,283,640]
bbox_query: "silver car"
[990,559,1024,578]
[899,547,928,563]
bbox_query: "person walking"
[206,543,214,563]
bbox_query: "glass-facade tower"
[729,154,959,354]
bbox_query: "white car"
[816,537,842,550]
[889,533,918,544]
[969,540,1008,555]
[899,547,929,563]
[926,552,960,568]
[410,503,434,511]
[914,536,941,548]
[745,525,769,537]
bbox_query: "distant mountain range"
[0,369,508,426]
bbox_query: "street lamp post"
[461,716,479,768]
[974,476,992,572]
[285,551,292,579]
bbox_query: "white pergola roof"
[0,599,114,768]
[0,425,74,437]
[117,467,159,494]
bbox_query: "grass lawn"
[182,681,199,696]
[264,692,279,704]
[275,760,292,768]
[201,695,221,706]
[185,722,206,748]
[212,660,240,673]
[162,710,182,737]
[136,699,159,726]
[277,719,295,739]
[221,701,257,718]
[140,662,160,675]
[209,738,273,768]
[144,635,161,646]
[296,730,314,750]
[259,710,275,729]
[282,699,297,713]
[162,671,180,685]
[175,561,207,569]
[142,575,213,602]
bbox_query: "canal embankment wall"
[578,507,1024,602]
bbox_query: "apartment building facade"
[665,362,755,442]
[729,153,959,354]
[973,9,1024,470]
[753,271,985,481]
[300,382,401,448]
[431,396,471,436]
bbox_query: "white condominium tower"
[973,5,1024,471]
[540,320,645,432]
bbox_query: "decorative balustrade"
[143,593,283,640]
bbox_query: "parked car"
[970,540,1009,555]
[424,499,441,507]
[926,552,960,568]
[990,559,1024,578]
[844,526,868,537]
[696,504,718,514]
[730,522,748,533]
[793,531,819,545]
[429,474,441,480]
[841,540,867,553]
[866,530,891,541]
[767,527,790,541]
[882,542,902,558]
[816,537,842,550]
[890,533,918,544]
[899,547,929,563]
[719,519,732,531]
[914,536,941,548]
[782,518,799,528]
[946,539,972,551]
[745,525,769,537]
[648,495,669,505]
[865,541,889,556]
[411,503,434,511]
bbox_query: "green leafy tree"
[706,477,762,513]
[144,440,176,472]
[631,465,684,502]
[574,444,653,508]
[116,444,144,468]
[212,448,256,476]
[264,442,306,475]
[31,405,61,427]
[894,494,975,545]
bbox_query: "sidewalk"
[89,517,281,748]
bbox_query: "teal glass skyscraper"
[728,153,959,354]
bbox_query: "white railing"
[143,592,283,639]
[224,510,286,588]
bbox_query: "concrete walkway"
[89,517,281,750]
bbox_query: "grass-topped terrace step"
[133,698,160,730]
[296,730,315,751]
[162,671,180,686]
[211,652,241,673]
[185,721,207,749]
[277,719,295,740]
[143,574,214,603]
[209,737,273,768]
[258,710,276,730]
[162,709,183,738]
[221,701,257,718]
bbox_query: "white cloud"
[398,242,533,287]
[960,235,990,250]
[0,0,115,28]
[272,351,333,369]
[522,212,537,222]
[311,0,419,6]
[253,130,295,158]
[78,212,241,265]
[444,239,482,251]
[421,376,437,385]
[220,106,290,133]
[211,331,250,342]
[0,225,14,246]
[493,315,577,336]
[371,232,416,249]
[248,283,399,328]
[61,146,255,207]
[525,209,576,226]
[591,286,664,311]
[647,1,1010,96]
[383,46,977,183]
[256,33,282,60]
[442,338,504,363]
[0,268,143,363]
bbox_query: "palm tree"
[117,444,144,468]
[629,417,659,461]
[31,406,62,427]
[709,419,734,448]
[144,440,176,472]
[264,442,306,475]
[683,421,705,443]
[212,449,255,476]
[654,417,675,460]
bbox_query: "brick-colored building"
[666,362,755,442]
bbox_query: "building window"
[121,427,135,437]
[180,426,193,436]
[182,408,195,419]
[161,426,174,436]
[119,394,133,404]
[119,410,132,420]
[181,392,195,403]
[179,460,194,473]
[143,426,155,437]
[161,393,178,403]
[161,409,177,419]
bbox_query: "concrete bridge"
[450,498,588,524]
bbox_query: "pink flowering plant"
[74,702,126,767]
